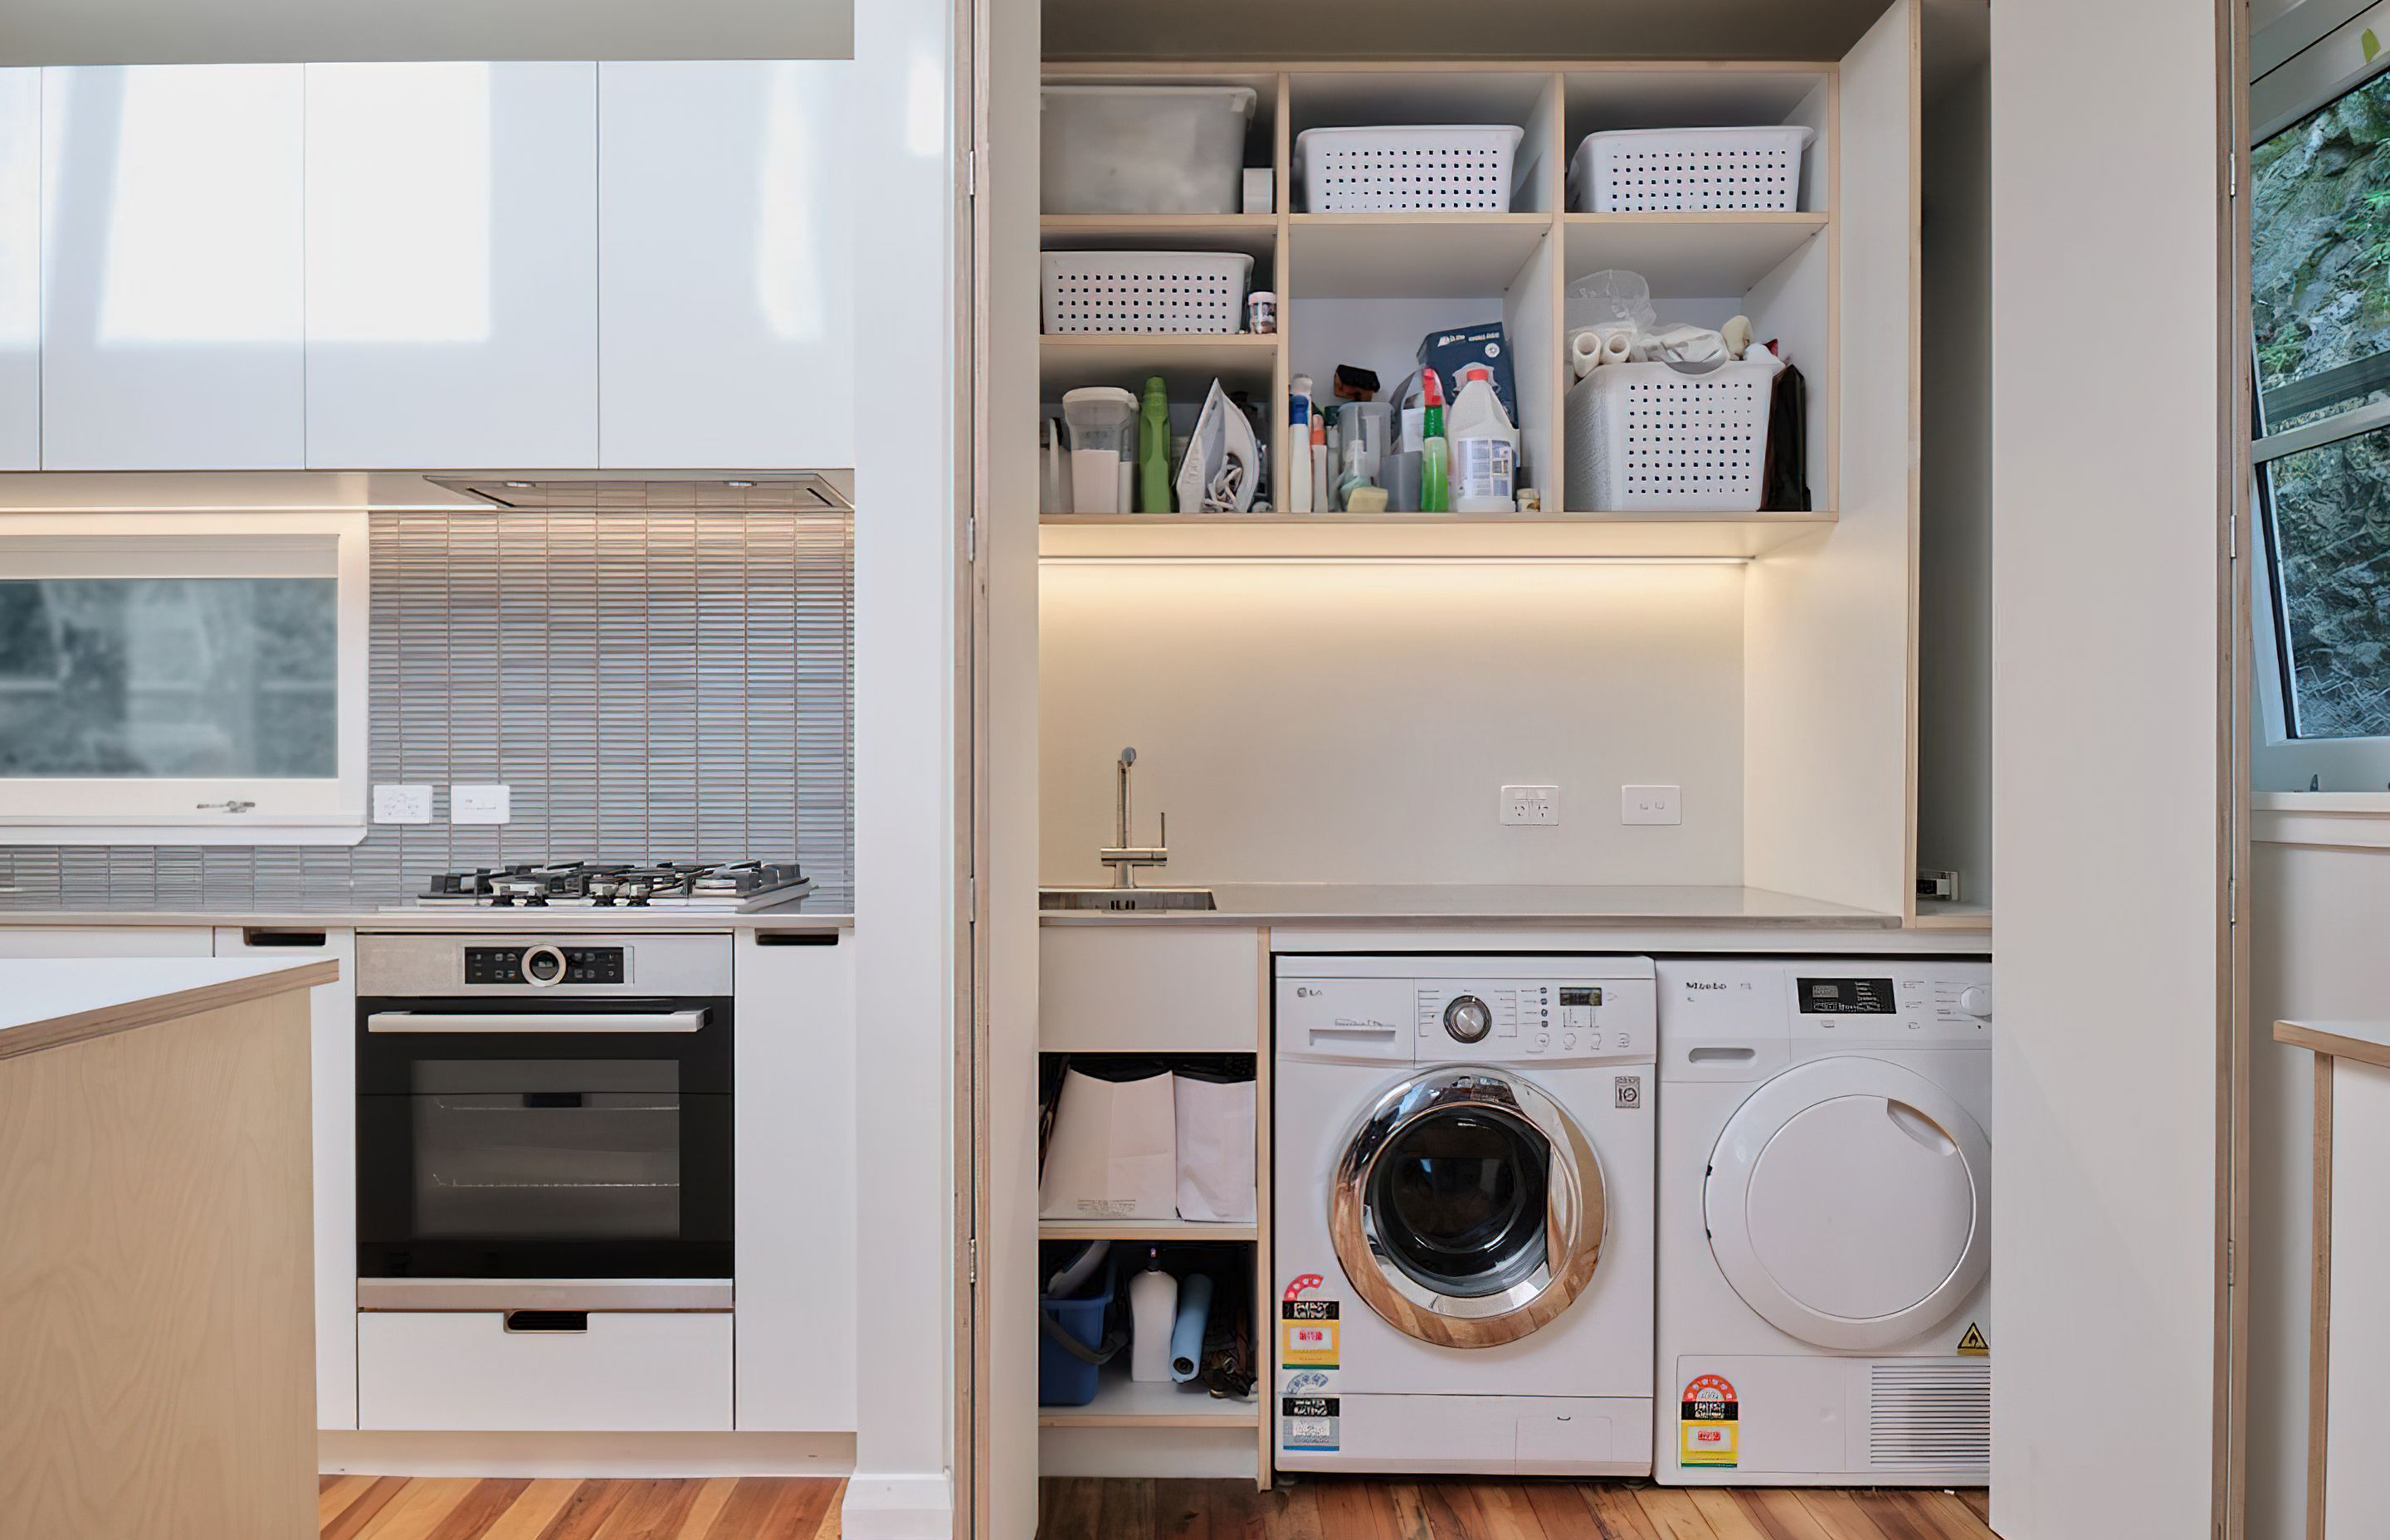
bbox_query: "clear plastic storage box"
[1042,85,1259,215]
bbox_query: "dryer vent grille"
[1866,1361,1991,1470]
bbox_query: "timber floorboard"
[316,1477,845,1540]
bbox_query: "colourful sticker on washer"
[1281,1299,1339,1367]
[1956,1323,1988,1357]
[1680,1374,1739,1469]
[1281,1396,1339,1451]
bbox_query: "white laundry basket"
[1568,125,1816,212]
[1041,251,1255,334]
[1565,358,1778,511]
[1295,124,1525,212]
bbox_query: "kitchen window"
[2251,1,2390,789]
[0,514,368,843]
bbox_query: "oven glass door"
[357,998,733,1279]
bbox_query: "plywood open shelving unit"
[1039,61,1841,563]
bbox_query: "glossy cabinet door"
[0,71,37,470]
[40,65,305,470]
[304,62,598,468]
[597,61,854,469]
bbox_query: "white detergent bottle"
[1128,1248,1178,1382]
[1449,364,1520,514]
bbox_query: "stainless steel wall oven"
[355,934,733,1309]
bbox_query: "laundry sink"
[1039,887,1217,913]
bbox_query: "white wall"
[1990,0,2227,1534]
[0,0,849,66]
[2245,836,2390,1540]
[1917,61,1992,906]
[1039,563,1746,889]
[845,0,957,1531]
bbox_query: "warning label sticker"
[1956,1323,1988,1357]
[1680,1374,1739,1469]
[1281,1396,1339,1452]
[1280,1299,1340,1367]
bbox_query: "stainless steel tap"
[1099,747,1170,889]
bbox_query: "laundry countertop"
[1037,881,1909,927]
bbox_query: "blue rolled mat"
[1169,1272,1214,1384]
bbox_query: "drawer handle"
[243,928,328,948]
[503,1310,589,1333]
[1688,1046,1756,1063]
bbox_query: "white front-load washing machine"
[1656,958,1992,1487]
[1273,954,1656,1476]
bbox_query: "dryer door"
[1329,1065,1607,1349]
[1705,1057,1988,1350]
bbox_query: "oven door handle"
[365,1010,709,1034]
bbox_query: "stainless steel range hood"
[424,473,851,512]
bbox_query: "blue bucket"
[1039,1262,1117,1406]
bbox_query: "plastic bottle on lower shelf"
[1128,1248,1179,1383]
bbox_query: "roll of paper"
[1601,329,1634,366]
[1169,1272,1215,1383]
[1569,329,1602,378]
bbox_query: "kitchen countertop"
[0,895,854,932]
[0,956,339,1060]
[1037,882,1912,928]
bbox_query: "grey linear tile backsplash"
[0,509,853,911]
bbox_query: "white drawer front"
[1040,927,1261,1052]
[357,1311,732,1432]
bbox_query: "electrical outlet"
[373,784,433,824]
[450,784,513,826]
[1501,785,1560,826]
[1621,785,1682,825]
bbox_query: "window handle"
[194,799,256,813]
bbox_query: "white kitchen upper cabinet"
[305,62,598,468]
[597,61,854,469]
[0,71,38,470]
[40,66,305,470]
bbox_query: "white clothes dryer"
[1656,958,1992,1487]
[1273,955,1656,1477]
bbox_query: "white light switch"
[373,784,434,824]
[1621,785,1682,825]
[1501,785,1560,826]
[450,784,513,825]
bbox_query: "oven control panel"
[466,945,627,987]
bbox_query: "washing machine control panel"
[1412,978,1654,1065]
[1791,966,1992,1042]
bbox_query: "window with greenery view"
[2255,66,2390,739]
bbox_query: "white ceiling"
[0,0,851,66]
[1044,0,1900,62]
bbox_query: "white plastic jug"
[1128,1250,1179,1382]
[1062,387,1139,513]
[1449,364,1520,513]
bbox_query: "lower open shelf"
[1040,1362,1262,1429]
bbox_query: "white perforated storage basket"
[1568,125,1816,212]
[1041,251,1255,334]
[1565,359,1777,511]
[1295,124,1525,212]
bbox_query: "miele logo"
[1685,981,1729,992]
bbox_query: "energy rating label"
[1680,1374,1739,1469]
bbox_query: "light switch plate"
[373,784,434,824]
[450,784,512,826]
[1501,785,1560,826]
[1621,785,1682,825]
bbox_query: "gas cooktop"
[414,860,812,911]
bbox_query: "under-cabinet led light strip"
[1036,555,1753,567]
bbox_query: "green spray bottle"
[1138,376,1173,513]
[1420,368,1451,514]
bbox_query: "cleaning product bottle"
[1128,1248,1178,1383]
[1288,375,1314,514]
[1449,363,1519,514]
[1310,412,1329,514]
[1137,376,1172,513]
[1420,368,1450,514]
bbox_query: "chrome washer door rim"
[1329,1064,1608,1349]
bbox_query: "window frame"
[0,511,369,845]
[2248,0,2390,791]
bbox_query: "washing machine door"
[1705,1057,1988,1351]
[1329,1065,1607,1349]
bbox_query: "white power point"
[1621,785,1682,825]
[450,784,513,826]
[373,784,434,824]
[1501,785,1560,826]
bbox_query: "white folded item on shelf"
[1040,1066,1178,1221]
[1173,1070,1257,1224]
